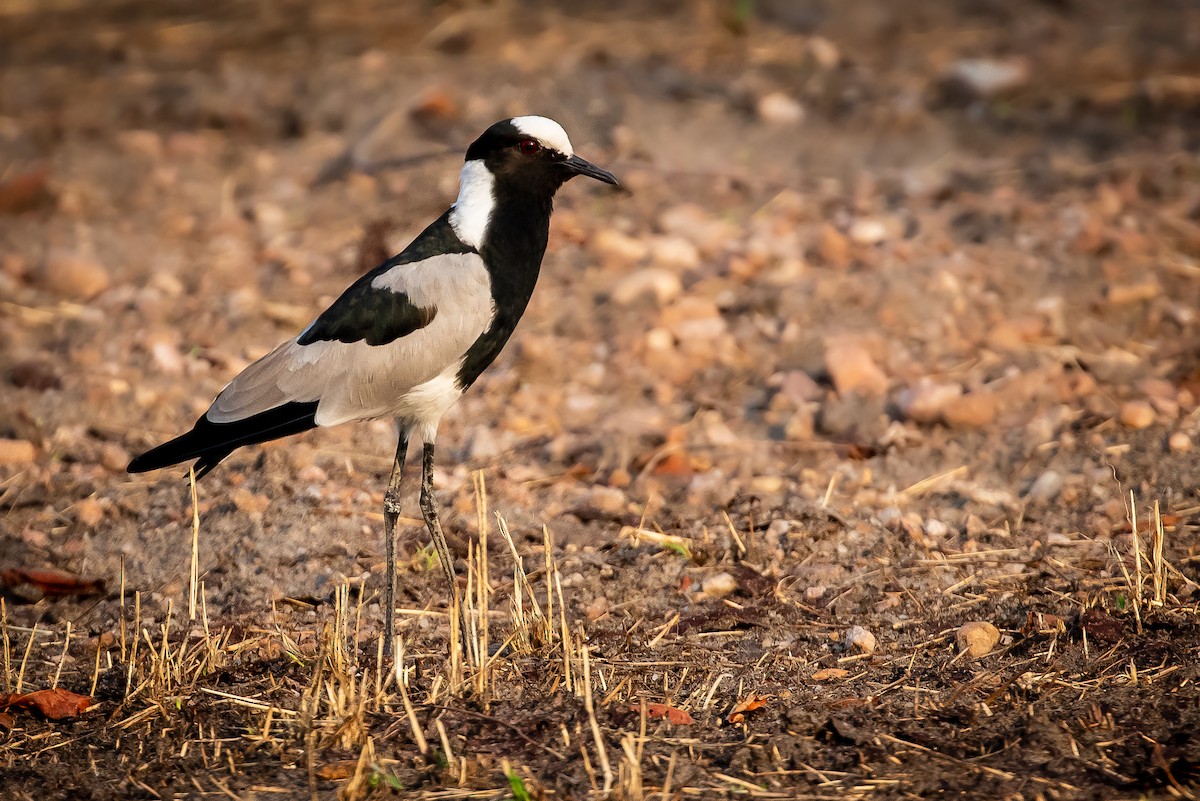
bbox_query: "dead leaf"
[1080,609,1124,644]
[0,711,13,728]
[635,703,695,725]
[0,167,53,214]
[0,688,92,719]
[316,760,359,780]
[727,693,771,724]
[812,668,849,681]
[0,568,105,598]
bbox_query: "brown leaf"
[1080,609,1124,644]
[635,703,695,726]
[0,688,93,719]
[727,693,771,724]
[812,668,849,682]
[0,711,14,728]
[0,167,53,215]
[316,760,359,780]
[0,568,105,598]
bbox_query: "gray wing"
[207,251,494,427]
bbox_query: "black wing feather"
[128,402,319,479]
[298,210,473,347]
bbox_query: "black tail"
[128,402,320,480]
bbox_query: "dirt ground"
[3,1,1200,798]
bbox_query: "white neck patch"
[449,160,494,250]
[510,115,574,156]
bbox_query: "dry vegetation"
[3,1,1200,799]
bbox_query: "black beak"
[563,154,619,186]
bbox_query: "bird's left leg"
[418,441,469,652]
[382,428,410,658]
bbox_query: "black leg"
[382,430,409,658]
[419,442,467,648]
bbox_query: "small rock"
[38,251,111,299]
[659,204,734,256]
[701,572,737,599]
[649,236,701,270]
[844,625,877,654]
[942,392,997,429]
[1119,400,1155,429]
[611,268,683,306]
[0,438,36,464]
[8,359,61,391]
[150,341,185,376]
[1104,281,1161,306]
[848,218,887,246]
[231,487,270,517]
[777,370,823,405]
[816,224,850,268]
[898,380,962,424]
[944,58,1030,98]
[757,92,805,125]
[924,519,949,539]
[591,228,648,265]
[75,498,104,527]
[1169,431,1192,453]
[805,36,840,69]
[956,621,1000,658]
[585,485,628,516]
[661,297,726,341]
[1024,470,1064,503]
[825,341,888,396]
[585,595,609,622]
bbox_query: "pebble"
[1119,400,1155,429]
[898,380,962,424]
[701,572,737,599]
[585,595,609,622]
[816,224,850,268]
[75,498,104,527]
[38,250,111,299]
[658,204,734,256]
[585,485,628,516]
[611,268,683,306]
[805,36,840,69]
[944,58,1030,97]
[844,625,877,654]
[825,340,888,396]
[757,92,805,125]
[1169,431,1192,453]
[956,621,1000,658]
[591,228,648,265]
[1104,281,1161,306]
[942,392,997,429]
[1024,470,1064,503]
[661,297,727,341]
[848,218,888,246]
[0,438,36,464]
[650,236,701,270]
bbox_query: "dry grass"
[3,479,1200,799]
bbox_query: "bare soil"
[2,1,1200,799]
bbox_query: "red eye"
[517,138,542,155]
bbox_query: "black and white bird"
[128,116,618,653]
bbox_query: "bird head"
[464,116,619,195]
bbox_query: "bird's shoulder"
[298,211,482,347]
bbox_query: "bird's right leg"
[382,429,410,658]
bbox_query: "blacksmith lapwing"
[128,116,619,654]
